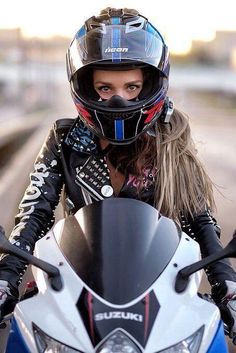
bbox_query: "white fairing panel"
[14,220,220,353]
[15,219,94,352]
[145,233,220,353]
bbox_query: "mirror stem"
[175,240,236,293]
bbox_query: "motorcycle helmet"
[66,7,173,145]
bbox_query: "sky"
[1,0,236,54]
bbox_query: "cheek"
[94,88,106,99]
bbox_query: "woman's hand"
[216,280,236,341]
[0,280,18,323]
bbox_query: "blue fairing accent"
[207,321,228,353]
[111,17,121,62]
[5,318,30,353]
[115,120,124,140]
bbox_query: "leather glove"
[212,280,236,341]
[0,280,18,325]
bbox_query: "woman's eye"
[128,85,140,91]
[97,86,111,92]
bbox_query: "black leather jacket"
[0,118,235,291]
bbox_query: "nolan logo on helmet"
[105,47,128,53]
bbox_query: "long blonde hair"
[153,108,215,220]
[108,108,215,221]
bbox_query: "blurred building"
[2,26,236,110]
[0,28,69,64]
[0,28,23,62]
[0,28,69,114]
[190,31,236,69]
[26,36,69,64]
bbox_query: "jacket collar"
[65,118,98,154]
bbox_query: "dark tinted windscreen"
[56,198,180,304]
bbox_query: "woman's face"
[93,68,144,100]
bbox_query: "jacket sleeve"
[182,210,236,288]
[0,122,64,290]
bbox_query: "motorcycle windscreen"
[56,198,181,304]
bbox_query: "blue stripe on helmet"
[146,22,165,43]
[111,17,120,25]
[75,25,86,39]
[115,120,124,140]
[111,17,121,62]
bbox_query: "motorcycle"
[0,198,235,353]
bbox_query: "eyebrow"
[94,80,143,85]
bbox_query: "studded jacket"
[0,118,235,292]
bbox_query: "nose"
[114,89,127,99]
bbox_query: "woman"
[0,7,236,336]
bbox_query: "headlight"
[96,330,142,353]
[33,324,83,353]
[157,326,204,353]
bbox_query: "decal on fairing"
[206,321,228,353]
[94,311,143,322]
[77,288,160,347]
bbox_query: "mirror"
[175,233,236,293]
[0,226,63,291]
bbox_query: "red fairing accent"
[144,100,164,124]
[26,281,37,289]
[144,293,150,342]
[87,292,95,343]
[75,103,94,125]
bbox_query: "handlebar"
[224,323,236,345]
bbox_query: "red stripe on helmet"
[75,103,94,125]
[143,100,164,124]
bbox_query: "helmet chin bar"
[100,118,158,145]
[74,95,173,145]
[92,103,167,145]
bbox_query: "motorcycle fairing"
[206,321,228,353]
[56,198,180,304]
[8,199,224,353]
[5,317,30,353]
[77,288,160,348]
